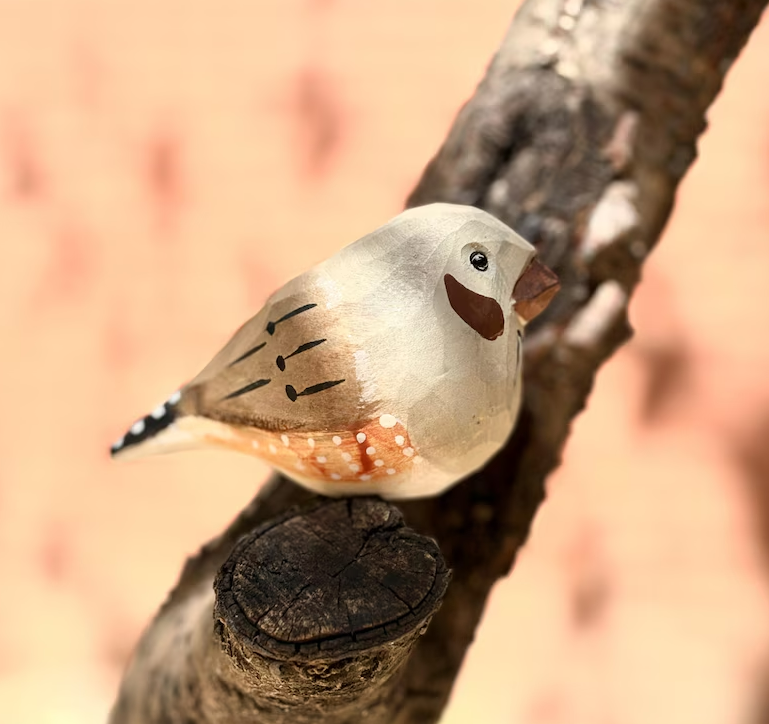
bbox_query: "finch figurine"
[111,203,559,499]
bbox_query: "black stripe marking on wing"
[223,378,271,400]
[276,338,326,371]
[266,303,317,336]
[229,341,266,367]
[285,379,345,402]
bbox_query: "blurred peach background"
[0,2,768,723]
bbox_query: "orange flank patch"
[204,414,418,485]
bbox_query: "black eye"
[470,251,488,271]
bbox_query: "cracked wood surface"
[110,498,449,724]
[109,0,769,722]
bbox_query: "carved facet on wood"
[111,203,559,498]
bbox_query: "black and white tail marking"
[110,390,181,457]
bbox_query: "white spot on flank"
[269,444,277,454]
[356,432,366,444]
[316,456,327,464]
[332,435,342,446]
[349,463,360,472]
[413,455,423,464]
[374,459,384,467]
[281,434,290,447]
[341,452,352,462]
[169,390,182,404]
[403,447,414,457]
[295,461,305,471]
[131,419,145,436]
[330,473,341,480]
[308,438,315,449]
[386,468,396,475]
[379,414,397,429]
[395,435,405,446]
[359,474,372,481]
[365,446,376,456]
[251,440,259,449]
[151,404,166,420]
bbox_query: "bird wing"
[178,277,377,434]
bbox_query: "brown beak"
[512,258,560,324]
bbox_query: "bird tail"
[110,390,195,461]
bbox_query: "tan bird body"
[111,204,559,499]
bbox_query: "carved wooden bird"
[111,203,559,499]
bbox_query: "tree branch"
[110,0,768,722]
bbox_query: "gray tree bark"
[110,1,769,722]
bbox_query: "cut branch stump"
[110,497,449,724]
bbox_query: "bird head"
[388,204,559,341]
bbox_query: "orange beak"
[512,258,560,324]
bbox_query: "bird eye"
[470,251,489,271]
